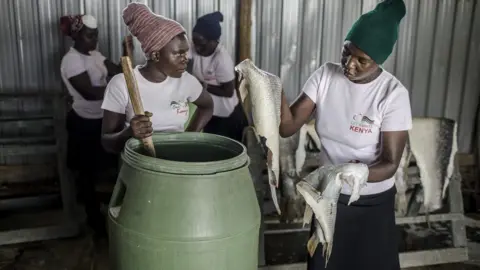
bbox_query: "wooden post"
[238,0,253,62]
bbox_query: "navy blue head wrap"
[193,11,224,41]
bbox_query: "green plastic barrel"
[108,132,261,270]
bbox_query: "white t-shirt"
[101,66,203,132]
[303,62,412,195]
[60,47,108,119]
[188,44,237,117]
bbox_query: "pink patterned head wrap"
[122,3,186,56]
[60,15,97,37]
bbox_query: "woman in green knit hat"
[279,0,409,269]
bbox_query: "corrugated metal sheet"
[251,0,480,153]
[1,0,479,156]
[0,0,237,165]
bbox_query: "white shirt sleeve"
[184,73,203,103]
[301,65,326,104]
[381,88,413,132]
[213,50,235,83]
[101,74,129,114]
[62,53,87,79]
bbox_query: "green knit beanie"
[345,0,406,65]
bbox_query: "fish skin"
[279,126,311,223]
[408,117,458,215]
[235,59,283,215]
[393,145,412,217]
[296,163,369,267]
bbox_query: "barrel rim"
[122,132,249,175]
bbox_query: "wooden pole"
[120,56,156,157]
[239,0,253,62]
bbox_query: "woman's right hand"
[129,114,153,139]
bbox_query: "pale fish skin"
[279,125,310,222]
[393,145,412,217]
[296,163,369,267]
[235,59,283,215]
[408,117,458,216]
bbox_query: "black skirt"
[307,186,400,270]
[203,103,248,142]
[66,110,118,173]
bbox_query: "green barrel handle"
[109,178,127,220]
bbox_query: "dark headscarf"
[193,11,224,41]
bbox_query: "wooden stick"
[125,35,134,63]
[120,56,156,157]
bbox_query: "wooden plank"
[0,222,80,246]
[0,113,53,122]
[449,155,468,248]
[1,144,57,156]
[0,164,57,184]
[0,92,64,98]
[0,136,55,145]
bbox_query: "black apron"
[307,186,400,270]
[203,102,248,142]
[66,109,117,172]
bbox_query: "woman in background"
[59,14,131,236]
[188,11,247,142]
[101,3,213,153]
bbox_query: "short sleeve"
[62,53,87,79]
[184,73,203,102]
[301,65,326,104]
[91,50,107,63]
[101,75,128,114]
[381,88,412,132]
[213,50,235,83]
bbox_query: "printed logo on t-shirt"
[204,69,216,82]
[350,113,375,134]
[170,100,189,116]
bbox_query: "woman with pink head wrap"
[101,3,213,154]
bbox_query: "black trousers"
[307,186,400,270]
[203,103,248,142]
[66,110,118,235]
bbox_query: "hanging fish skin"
[296,163,369,267]
[279,125,309,223]
[235,59,283,215]
[408,117,458,215]
[393,145,412,217]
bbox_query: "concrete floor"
[0,228,479,270]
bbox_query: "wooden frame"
[0,93,79,245]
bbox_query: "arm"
[279,66,324,137]
[279,92,316,138]
[101,111,153,154]
[69,73,106,100]
[367,131,408,182]
[185,89,214,132]
[368,87,412,182]
[104,37,134,77]
[101,110,132,154]
[104,59,123,77]
[205,80,235,97]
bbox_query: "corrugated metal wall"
[0,0,479,158]
[0,0,237,166]
[251,0,480,153]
